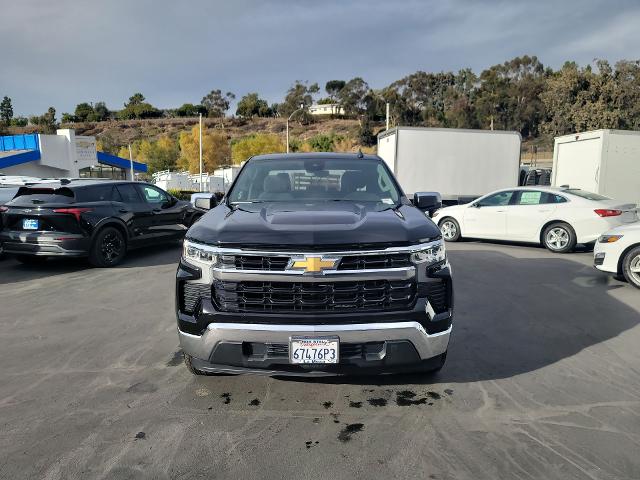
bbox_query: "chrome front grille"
[216,252,412,271]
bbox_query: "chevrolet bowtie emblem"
[289,256,339,273]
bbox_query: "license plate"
[290,337,339,364]
[22,219,38,230]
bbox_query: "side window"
[140,185,169,204]
[478,191,514,207]
[545,193,568,204]
[77,185,120,202]
[517,191,544,205]
[116,184,143,204]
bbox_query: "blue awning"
[97,151,148,173]
[0,149,41,168]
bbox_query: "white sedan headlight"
[410,241,446,265]
[183,240,218,265]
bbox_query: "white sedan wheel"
[629,254,640,284]
[545,227,570,250]
[441,220,458,241]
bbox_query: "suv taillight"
[53,207,93,221]
[594,209,622,217]
[0,206,8,213]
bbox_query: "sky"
[2,0,640,117]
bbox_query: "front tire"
[89,226,127,267]
[439,218,461,242]
[542,222,576,253]
[622,246,640,289]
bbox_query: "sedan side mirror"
[413,192,442,213]
[194,195,218,210]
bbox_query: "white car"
[594,223,640,288]
[432,186,638,253]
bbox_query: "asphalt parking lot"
[1,241,639,480]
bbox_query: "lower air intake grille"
[425,281,448,313]
[213,280,416,313]
[181,282,211,314]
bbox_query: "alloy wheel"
[629,254,640,284]
[101,232,123,263]
[441,221,457,241]
[546,227,569,250]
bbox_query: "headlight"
[598,235,624,243]
[183,240,218,265]
[410,241,446,264]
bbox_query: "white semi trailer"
[377,127,521,204]
[552,129,640,205]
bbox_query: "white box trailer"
[377,127,521,203]
[552,129,640,206]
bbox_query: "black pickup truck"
[176,152,453,376]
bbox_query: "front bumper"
[593,241,622,273]
[178,321,451,376]
[0,231,89,257]
[175,242,453,375]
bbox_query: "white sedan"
[594,223,640,288]
[432,187,638,253]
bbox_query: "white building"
[153,166,240,193]
[0,130,147,180]
[308,103,345,116]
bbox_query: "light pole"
[286,103,305,153]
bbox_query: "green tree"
[0,96,13,125]
[118,93,161,120]
[280,81,319,116]
[175,103,207,117]
[201,89,235,117]
[29,107,57,133]
[337,77,369,116]
[74,102,94,122]
[325,80,346,101]
[236,93,271,118]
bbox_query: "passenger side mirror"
[194,195,218,210]
[413,192,442,214]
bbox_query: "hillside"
[7,117,552,164]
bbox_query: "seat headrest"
[264,174,291,193]
[341,171,364,193]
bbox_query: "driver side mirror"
[194,195,218,211]
[161,196,177,209]
[413,192,442,214]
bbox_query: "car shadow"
[277,249,638,386]
[0,243,182,284]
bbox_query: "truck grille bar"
[213,279,416,313]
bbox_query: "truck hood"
[186,201,441,248]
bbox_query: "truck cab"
[175,153,453,376]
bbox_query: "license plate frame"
[289,336,339,364]
[22,218,39,230]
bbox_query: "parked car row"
[0,180,205,266]
[432,185,640,288]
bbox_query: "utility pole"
[385,102,390,130]
[286,103,305,153]
[199,113,203,192]
[128,144,134,181]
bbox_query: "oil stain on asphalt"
[220,393,231,404]
[338,423,364,442]
[249,398,261,406]
[166,350,183,367]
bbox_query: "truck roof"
[249,152,382,162]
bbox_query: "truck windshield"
[228,157,401,206]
